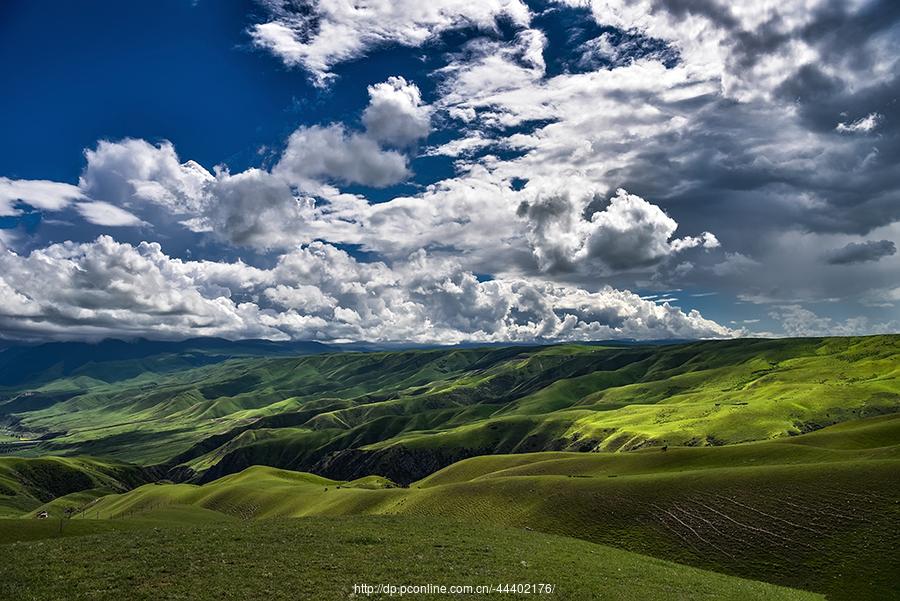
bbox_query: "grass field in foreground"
[76,415,900,601]
[0,515,820,601]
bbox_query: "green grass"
[76,415,900,600]
[1,337,897,599]
[0,515,819,601]
[3,336,895,485]
[185,335,898,484]
[0,506,234,544]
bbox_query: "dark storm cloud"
[611,74,899,249]
[649,0,738,29]
[826,240,897,265]
[801,0,900,64]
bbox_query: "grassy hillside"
[0,456,150,517]
[0,338,896,599]
[3,336,896,484]
[76,415,900,600]
[0,515,820,601]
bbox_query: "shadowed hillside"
[0,456,151,516]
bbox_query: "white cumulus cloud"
[274,124,411,188]
[517,189,718,273]
[0,235,736,343]
[362,76,432,147]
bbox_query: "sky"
[0,0,898,344]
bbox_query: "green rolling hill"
[0,336,897,599]
[62,414,899,600]
[2,336,897,485]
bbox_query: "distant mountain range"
[0,336,700,389]
[0,337,336,388]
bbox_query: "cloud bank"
[0,236,734,342]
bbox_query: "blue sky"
[3,1,344,179]
[0,0,898,343]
